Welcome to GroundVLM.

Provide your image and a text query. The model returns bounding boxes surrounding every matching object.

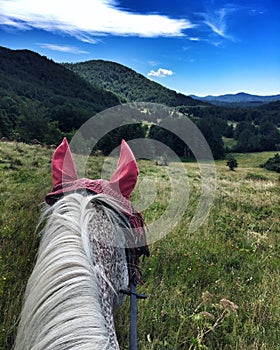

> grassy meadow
[0,141,279,349]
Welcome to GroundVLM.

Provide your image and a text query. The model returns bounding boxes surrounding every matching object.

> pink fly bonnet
[45,138,149,279]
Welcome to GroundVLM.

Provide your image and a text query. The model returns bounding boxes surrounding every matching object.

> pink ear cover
[51,137,77,189]
[49,138,138,201]
[109,139,139,199]
[46,138,148,283]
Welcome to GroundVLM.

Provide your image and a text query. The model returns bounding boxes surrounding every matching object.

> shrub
[261,153,280,173]
[226,155,238,171]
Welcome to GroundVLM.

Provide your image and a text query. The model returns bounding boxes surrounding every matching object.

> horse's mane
[14,192,130,350]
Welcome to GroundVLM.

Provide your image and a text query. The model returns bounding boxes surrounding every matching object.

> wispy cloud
[0,15,29,30]
[0,0,194,39]
[38,43,89,54]
[147,68,174,78]
[73,34,102,44]
[200,7,236,40]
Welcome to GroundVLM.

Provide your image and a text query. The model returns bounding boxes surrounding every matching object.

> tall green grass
[0,142,53,348]
[0,142,279,349]
[116,152,280,349]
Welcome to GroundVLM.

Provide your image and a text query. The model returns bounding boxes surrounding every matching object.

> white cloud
[73,34,101,44]
[188,37,200,41]
[147,68,174,78]
[0,15,29,29]
[0,0,194,39]
[200,7,235,40]
[38,43,89,54]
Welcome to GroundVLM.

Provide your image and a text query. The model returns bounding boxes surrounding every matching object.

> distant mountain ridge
[63,60,206,107]
[190,92,280,106]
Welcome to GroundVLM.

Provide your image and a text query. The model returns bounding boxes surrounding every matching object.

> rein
[120,275,147,350]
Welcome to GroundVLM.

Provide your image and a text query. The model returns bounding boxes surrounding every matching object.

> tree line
[1,98,280,159]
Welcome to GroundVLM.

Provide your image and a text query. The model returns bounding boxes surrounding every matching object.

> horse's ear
[109,140,138,199]
[52,137,77,188]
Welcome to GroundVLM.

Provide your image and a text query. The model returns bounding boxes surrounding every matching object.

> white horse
[14,139,148,350]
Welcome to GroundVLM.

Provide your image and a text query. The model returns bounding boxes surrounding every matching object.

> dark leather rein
[120,275,147,350]
[107,203,149,349]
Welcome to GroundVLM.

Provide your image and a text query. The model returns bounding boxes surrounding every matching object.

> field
[0,141,279,349]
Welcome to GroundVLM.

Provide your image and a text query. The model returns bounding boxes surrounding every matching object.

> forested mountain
[0,46,119,110]
[63,60,205,107]
[0,46,119,142]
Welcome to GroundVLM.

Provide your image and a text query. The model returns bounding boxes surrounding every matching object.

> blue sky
[0,0,279,96]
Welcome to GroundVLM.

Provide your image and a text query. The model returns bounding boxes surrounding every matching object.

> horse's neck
[88,203,128,347]
[14,194,128,350]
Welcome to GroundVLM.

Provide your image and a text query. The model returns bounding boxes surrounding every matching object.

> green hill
[63,60,205,107]
[0,46,119,140]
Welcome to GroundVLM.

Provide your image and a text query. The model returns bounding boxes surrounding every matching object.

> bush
[261,153,280,173]
[226,155,238,171]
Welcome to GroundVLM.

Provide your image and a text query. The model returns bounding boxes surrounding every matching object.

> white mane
[14,193,129,350]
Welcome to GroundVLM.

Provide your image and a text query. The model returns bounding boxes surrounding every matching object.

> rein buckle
[120,289,147,299]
